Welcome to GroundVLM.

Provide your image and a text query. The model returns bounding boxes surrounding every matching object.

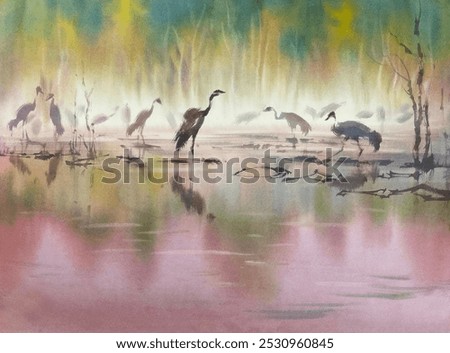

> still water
[1,135,450,332]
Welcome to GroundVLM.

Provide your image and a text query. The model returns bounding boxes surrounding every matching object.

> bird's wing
[335,121,372,138]
[173,108,203,150]
[183,108,201,121]
[235,111,261,124]
[92,114,109,125]
[319,103,340,117]
[12,103,35,126]
[126,109,152,136]
[9,103,36,130]
[304,106,318,119]
[16,102,34,116]
[281,113,312,135]
[135,109,151,125]
[126,121,139,136]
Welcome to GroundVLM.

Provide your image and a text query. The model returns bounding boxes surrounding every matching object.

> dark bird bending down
[8,86,44,137]
[326,111,382,157]
[174,89,225,154]
[126,98,162,144]
[46,93,65,137]
[263,106,311,137]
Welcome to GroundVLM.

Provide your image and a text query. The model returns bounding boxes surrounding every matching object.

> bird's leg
[21,121,25,140]
[357,139,364,158]
[333,138,346,157]
[190,136,196,157]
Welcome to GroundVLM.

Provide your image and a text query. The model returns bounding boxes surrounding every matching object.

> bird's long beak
[325,112,335,121]
[46,94,53,101]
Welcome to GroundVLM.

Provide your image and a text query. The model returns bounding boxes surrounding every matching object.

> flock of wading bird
[7,86,382,158]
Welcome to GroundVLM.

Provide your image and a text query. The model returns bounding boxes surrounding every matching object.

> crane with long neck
[46,93,65,137]
[326,111,382,157]
[263,106,312,137]
[174,89,225,155]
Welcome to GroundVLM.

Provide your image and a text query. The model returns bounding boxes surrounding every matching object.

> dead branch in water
[337,183,450,201]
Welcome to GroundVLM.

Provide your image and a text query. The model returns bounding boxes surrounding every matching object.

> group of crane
[7,87,382,157]
[7,87,64,139]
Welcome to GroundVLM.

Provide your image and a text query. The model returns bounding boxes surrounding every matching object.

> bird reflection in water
[45,152,63,186]
[171,168,205,215]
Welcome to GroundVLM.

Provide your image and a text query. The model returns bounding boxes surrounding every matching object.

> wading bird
[263,106,311,137]
[90,106,119,140]
[91,106,119,128]
[356,110,374,119]
[326,111,382,157]
[8,86,44,138]
[319,101,345,118]
[126,98,161,144]
[174,90,225,154]
[46,93,65,137]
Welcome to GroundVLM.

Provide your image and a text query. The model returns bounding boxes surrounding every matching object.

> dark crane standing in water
[263,106,312,137]
[325,111,382,157]
[46,93,65,137]
[174,89,225,154]
[8,86,44,138]
[126,98,162,144]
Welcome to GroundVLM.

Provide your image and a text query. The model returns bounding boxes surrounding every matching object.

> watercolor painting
[0,0,450,333]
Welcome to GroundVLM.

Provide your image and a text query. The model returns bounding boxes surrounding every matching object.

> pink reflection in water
[0,211,450,332]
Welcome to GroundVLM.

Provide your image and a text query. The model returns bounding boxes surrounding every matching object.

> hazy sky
[0,0,449,127]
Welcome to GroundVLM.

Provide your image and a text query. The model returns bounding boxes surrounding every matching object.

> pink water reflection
[1,210,450,332]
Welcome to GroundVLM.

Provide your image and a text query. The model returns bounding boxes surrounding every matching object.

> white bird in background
[120,103,131,128]
[304,102,346,120]
[304,106,319,120]
[91,106,119,127]
[127,98,162,145]
[376,106,386,121]
[46,93,65,137]
[164,111,178,130]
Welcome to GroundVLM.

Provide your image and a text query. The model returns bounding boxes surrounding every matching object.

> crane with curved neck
[8,86,44,138]
[126,98,162,145]
[174,89,225,155]
[326,111,382,157]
